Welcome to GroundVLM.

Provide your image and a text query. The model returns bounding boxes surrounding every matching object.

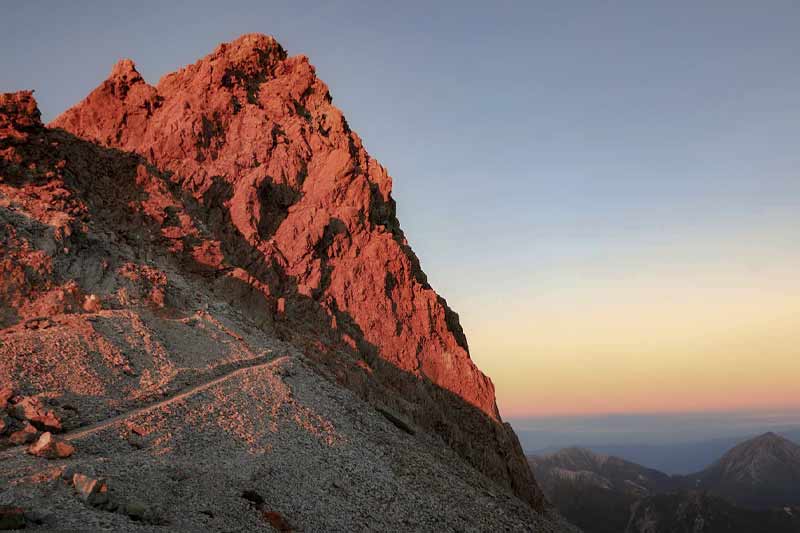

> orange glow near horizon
[458,250,800,419]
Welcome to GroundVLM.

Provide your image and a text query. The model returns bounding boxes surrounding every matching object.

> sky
[2,1,799,420]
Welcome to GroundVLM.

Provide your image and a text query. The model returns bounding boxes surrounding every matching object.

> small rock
[28,431,75,458]
[124,502,149,521]
[375,406,415,435]
[241,489,265,506]
[82,294,102,313]
[72,473,109,506]
[0,386,13,409]
[262,510,292,531]
[8,422,38,445]
[0,506,25,530]
[128,423,147,436]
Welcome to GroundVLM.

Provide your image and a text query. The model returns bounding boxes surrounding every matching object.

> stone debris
[72,473,110,507]
[27,431,75,458]
[8,422,38,445]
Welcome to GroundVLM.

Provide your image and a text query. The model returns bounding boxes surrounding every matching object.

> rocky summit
[685,431,800,508]
[0,35,573,531]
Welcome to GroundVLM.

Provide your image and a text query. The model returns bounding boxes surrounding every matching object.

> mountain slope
[626,491,800,533]
[529,447,676,533]
[0,34,566,531]
[685,432,800,508]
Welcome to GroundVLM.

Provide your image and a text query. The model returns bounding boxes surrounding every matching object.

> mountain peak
[42,33,546,511]
[109,58,141,81]
[692,432,800,507]
[754,431,786,444]
[729,431,799,457]
[214,32,284,58]
[187,32,288,86]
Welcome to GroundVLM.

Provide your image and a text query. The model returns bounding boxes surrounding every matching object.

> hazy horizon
[3,1,799,418]
[510,408,800,473]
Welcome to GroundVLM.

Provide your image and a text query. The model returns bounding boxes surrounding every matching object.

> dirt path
[0,354,286,458]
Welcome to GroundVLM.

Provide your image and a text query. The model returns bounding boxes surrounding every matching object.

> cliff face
[3,34,545,509]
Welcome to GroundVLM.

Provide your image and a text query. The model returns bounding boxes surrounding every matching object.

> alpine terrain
[0,34,576,531]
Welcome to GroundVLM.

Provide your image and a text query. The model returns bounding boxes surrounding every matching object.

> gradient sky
[3,1,799,418]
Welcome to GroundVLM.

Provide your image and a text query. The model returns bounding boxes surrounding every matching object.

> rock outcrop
[27,431,74,459]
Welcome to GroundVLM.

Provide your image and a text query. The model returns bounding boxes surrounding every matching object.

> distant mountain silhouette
[529,432,800,533]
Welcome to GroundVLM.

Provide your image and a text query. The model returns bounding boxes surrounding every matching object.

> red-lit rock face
[52,34,498,420]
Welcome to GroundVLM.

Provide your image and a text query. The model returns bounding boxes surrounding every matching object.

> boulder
[72,473,109,507]
[8,422,38,445]
[28,431,75,458]
[10,397,62,432]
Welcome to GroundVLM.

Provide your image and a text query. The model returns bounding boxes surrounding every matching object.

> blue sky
[3,1,799,417]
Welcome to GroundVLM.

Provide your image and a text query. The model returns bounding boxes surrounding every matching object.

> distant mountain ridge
[521,426,800,474]
[529,432,800,533]
[530,447,676,496]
